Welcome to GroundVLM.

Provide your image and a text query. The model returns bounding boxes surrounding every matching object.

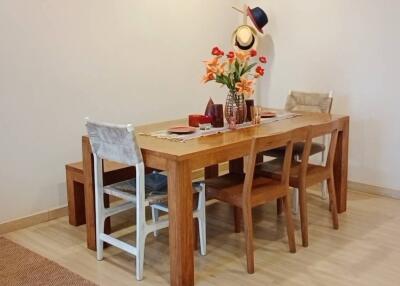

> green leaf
[234,60,240,74]
[226,74,233,90]
[222,74,228,88]
[241,63,257,76]
[235,71,241,82]
[215,75,223,84]
[216,74,231,87]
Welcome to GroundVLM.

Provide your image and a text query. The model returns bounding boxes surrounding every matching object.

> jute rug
[0,237,96,285]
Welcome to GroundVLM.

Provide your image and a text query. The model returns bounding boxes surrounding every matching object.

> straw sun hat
[232,25,258,51]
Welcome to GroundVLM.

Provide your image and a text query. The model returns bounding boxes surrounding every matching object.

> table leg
[82,136,110,251]
[334,118,349,213]
[229,158,244,174]
[229,155,263,175]
[167,159,194,286]
[205,164,218,178]
[229,159,244,233]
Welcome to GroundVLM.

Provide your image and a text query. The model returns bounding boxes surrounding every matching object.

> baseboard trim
[348,181,400,199]
[0,206,68,235]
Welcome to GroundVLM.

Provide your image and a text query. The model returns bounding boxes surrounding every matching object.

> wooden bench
[66,161,135,226]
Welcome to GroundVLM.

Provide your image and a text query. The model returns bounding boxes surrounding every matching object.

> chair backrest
[299,121,340,181]
[243,126,311,196]
[285,90,333,113]
[85,118,143,166]
[310,120,339,168]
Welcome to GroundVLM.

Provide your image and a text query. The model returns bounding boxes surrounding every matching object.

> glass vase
[225,91,247,125]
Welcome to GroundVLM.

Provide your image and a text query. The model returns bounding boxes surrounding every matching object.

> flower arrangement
[202,46,268,97]
[202,46,268,124]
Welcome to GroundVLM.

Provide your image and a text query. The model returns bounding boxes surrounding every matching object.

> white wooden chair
[85,119,206,281]
[264,90,333,213]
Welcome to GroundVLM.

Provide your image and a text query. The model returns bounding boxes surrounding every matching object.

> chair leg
[197,187,207,256]
[292,155,300,214]
[327,176,339,229]
[94,177,104,260]
[321,181,328,200]
[298,185,309,247]
[136,208,147,281]
[193,219,199,251]
[292,188,299,215]
[276,198,283,216]
[242,206,255,274]
[320,149,328,199]
[96,215,104,261]
[151,206,159,237]
[192,193,199,251]
[136,226,146,281]
[233,206,242,233]
[282,195,296,253]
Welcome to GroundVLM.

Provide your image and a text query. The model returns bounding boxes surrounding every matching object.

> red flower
[256,66,265,76]
[227,51,235,59]
[250,49,257,57]
[259,56,268,63]
[211,46,224,56]
[211,46,220,55]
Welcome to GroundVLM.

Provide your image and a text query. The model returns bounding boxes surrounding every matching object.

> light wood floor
[5,188,400,286]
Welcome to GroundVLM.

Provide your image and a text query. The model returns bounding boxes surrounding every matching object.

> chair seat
[205,173,287,208]
[256,160,330,188]
[264,142,325,158]
[104,180,203,205]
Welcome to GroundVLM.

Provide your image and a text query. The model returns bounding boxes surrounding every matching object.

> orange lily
[202,72,215,83]
[235,77,254,96]
[204,56,226,76]
[214,62,226,75]
[204,57,219,71]
[235,51,250,63]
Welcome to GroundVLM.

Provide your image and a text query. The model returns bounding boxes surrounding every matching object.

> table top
[134,111,349,160]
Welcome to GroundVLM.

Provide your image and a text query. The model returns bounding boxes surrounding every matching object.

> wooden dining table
[81,110,349,286]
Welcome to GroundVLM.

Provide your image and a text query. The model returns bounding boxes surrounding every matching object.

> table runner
[138,111,299,142]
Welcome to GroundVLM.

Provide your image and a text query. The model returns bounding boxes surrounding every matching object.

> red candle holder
[188,114,212,127]
[211,104,224,128]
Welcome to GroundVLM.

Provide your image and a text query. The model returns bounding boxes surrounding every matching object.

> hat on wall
[232,25,258,51]
[247,6,268,33]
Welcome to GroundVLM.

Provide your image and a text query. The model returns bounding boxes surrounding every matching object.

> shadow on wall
[256,33,275,106]
[331,93,350,115]
[349,116,384,186]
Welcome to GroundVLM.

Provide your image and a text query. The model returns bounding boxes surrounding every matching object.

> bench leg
[66,171,86,226]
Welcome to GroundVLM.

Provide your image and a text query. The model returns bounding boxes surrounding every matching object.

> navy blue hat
[247,7,268,33]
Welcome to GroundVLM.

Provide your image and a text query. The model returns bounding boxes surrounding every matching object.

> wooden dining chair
[204,127,309,274]
[257,121,340,247]
[85,119,206,281]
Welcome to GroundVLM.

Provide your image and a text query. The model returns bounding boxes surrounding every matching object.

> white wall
[241,0,400,191]
[2,1,400,223]
[0,1,238,222]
